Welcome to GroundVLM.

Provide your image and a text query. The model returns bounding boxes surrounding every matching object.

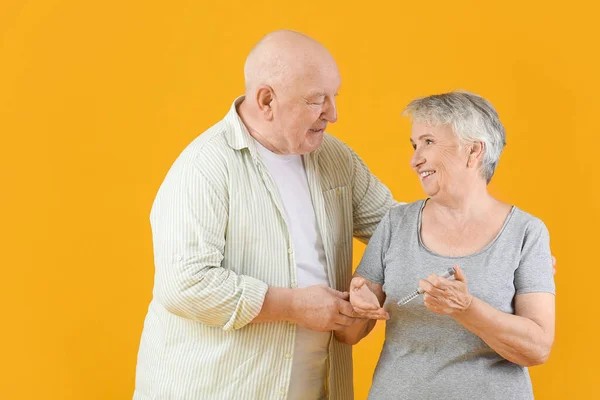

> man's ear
[256,86,274,121]
[467,141,485,168]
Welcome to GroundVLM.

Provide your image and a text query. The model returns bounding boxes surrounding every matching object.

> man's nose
[323,97,337,123]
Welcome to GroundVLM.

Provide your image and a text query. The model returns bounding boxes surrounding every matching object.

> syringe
[397,267,456,306]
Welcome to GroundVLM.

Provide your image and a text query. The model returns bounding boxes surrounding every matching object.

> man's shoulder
[158,118,237,190]
[310,134,358,189]
[315,134,355,173]
[320,133,353,157]
[170,118,244,177]
[185,119,232,160]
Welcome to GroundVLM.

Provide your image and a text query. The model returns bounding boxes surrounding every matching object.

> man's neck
[237,98,285,154]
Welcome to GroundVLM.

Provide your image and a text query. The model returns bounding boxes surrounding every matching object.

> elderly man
[133,30,395,399]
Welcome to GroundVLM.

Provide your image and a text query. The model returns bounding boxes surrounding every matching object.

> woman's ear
[256,86,274,121]
[467,141,485,168]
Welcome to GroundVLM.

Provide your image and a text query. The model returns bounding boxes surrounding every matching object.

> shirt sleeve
[515,218,556,295]
[150,155,268,331]
[355,210,393,285]
[348,145,399,243]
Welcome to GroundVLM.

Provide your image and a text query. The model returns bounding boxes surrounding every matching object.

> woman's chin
[421,187,440,198]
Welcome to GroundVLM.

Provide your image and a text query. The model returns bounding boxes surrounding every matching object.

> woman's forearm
[334,318,376,345]
[453,297,553,367]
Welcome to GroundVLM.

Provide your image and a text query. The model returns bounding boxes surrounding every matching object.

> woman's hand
[349,277,389,320]
[419,265,473,316]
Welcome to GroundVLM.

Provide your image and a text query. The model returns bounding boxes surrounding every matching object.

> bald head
[238,30,340,155]
[244,30,339,95]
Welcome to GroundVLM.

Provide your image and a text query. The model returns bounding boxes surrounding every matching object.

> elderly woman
[335,91,555,399]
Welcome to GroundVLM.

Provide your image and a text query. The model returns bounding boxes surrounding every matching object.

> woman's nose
[410,150,425,169]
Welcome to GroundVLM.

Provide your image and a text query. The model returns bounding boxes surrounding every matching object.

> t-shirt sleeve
[355,208,394,284]
[515,218,556,295]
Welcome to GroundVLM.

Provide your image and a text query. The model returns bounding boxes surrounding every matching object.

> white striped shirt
[133,97,396,399]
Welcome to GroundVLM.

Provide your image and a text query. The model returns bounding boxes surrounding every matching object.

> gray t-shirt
[356,200,555,400]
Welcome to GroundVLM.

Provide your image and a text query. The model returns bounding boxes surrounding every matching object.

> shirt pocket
[322,186,353,246]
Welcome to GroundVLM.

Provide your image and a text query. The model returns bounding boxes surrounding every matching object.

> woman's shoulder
[507,206,550,238]
[386,199,426,225]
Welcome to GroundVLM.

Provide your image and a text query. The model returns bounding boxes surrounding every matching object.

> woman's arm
[420,266,555,367]
[453,292,555,366]
[334,317,377,346]
[334,275,388,345]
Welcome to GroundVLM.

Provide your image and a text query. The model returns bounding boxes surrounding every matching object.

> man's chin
[304,137,324,153]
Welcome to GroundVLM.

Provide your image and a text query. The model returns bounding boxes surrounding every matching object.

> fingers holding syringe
[422,277,473,315]
[418,277,447,297]
[422,293,443,313]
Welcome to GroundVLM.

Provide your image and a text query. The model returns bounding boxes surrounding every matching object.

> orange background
[1,0,598,398]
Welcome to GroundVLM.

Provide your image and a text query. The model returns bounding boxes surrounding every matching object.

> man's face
[271,62,340,154]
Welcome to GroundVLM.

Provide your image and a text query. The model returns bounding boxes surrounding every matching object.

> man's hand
[289,285,359,332]
[349,277,389,320]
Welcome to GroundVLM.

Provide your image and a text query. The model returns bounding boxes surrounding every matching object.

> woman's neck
[427,183,499,225]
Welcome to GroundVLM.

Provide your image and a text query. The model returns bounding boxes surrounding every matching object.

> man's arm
[347,146,398,243]
[152,156,357,332]
[151,160,268,331]
[253,285,358,332]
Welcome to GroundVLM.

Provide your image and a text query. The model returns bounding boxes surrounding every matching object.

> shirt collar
[223,95,254,152]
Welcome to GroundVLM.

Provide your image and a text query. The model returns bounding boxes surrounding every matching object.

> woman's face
[410,122,471,199]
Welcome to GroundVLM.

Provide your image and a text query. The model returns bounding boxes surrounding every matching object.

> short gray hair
[403,90,506,183]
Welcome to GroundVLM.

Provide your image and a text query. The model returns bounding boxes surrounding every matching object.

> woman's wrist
[451,293,475,318]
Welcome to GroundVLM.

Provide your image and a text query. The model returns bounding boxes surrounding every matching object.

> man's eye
[311,102,324,106]
[425,139,433,145]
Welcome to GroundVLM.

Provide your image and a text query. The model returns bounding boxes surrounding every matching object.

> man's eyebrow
[307,91,326,97]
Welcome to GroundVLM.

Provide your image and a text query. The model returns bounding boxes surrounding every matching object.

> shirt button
[285,353,292,359]
[176,254,183,261]
[287,248,293,254]
[279,389,285,396]
[291,282,297,288]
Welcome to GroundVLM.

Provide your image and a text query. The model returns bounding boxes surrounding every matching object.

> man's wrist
[286,287,301,324]
[271,286,298,323]
[254,286,297,324]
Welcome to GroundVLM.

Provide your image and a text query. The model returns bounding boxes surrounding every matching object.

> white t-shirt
[255,140,330,400]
